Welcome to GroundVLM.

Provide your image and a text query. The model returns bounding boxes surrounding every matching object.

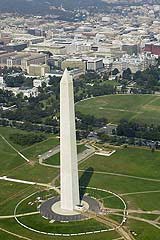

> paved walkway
[40,195,100,222]
[39,145,60,161]
[39,144,95,168]
[0,211,39,219]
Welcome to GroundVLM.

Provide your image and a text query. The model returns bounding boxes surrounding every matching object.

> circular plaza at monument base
[39,195,101,221]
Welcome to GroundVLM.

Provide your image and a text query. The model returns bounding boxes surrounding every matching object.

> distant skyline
[0,0,158,15]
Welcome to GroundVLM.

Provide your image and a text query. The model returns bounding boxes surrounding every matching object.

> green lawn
[0,126,160,239]
[7,163,58,184]
[80,147,160,179]
[0,127,32,151]
[130,213,158,221]
[0,230,20,240]
[0,126,59,162]
[79,147,160,211]
[0,133,26,175]
[0,181,40,216]
[85,188,124,209]
[103,80,120,86]
[0,127,59,151]
[76,94,160,125]
[128,220,160,240]
[18,215,107,234]
[0,127,59,175]
[22,137,59,160]
[0,219,119,240]
[0,126,59,182]
[16,189,58,215]
[79,171,160,208]
[45,152,60,165]
[124,192,160,211]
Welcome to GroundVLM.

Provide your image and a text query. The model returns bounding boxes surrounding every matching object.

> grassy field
[0,126,59,183]
[0,126,160,239]
[128,220,160,240]
[79,171,160,209]
[22,137,59,160]
[124,192,160,211]
[76,94,160,125]
[0,218,119,240]
[16,189,58,215]
[0,182,39,216]
[17,215,107,234]
[79,146,160,212]
[80,147,160,179]
[131,213,158,221]
[7,163,58,183]
[85,188,124,210]
[0,126,59,161]
[0,128,26,175]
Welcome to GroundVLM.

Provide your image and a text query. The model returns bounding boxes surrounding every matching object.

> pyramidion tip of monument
[61,68,73,83]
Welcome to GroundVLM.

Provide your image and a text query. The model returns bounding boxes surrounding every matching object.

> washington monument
[60,69,80,211]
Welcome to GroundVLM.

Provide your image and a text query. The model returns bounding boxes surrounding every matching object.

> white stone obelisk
[60,69,80,211]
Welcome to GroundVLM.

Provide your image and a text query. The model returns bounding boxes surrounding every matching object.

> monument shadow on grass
[79,167,94,200]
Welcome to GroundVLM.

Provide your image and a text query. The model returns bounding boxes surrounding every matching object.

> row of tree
[76,111,107,131]
[133,66,160,91]
[117,119,160,141]
[98,132,160,150]
[9,132,46,146]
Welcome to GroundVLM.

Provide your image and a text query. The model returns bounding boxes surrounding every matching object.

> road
[39,145,60,161]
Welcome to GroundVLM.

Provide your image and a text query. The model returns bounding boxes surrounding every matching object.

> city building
[27,64,50,76]
[144,42,160,56]
[112,53,156,73]
[61,58,86,71]
[0,51,48,71]
[85,57,104,71]
[33,78,49,88]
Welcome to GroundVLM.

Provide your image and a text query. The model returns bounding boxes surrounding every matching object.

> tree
[5,74,25,87]
[112,68,119,75]
[98,133,110,142]
[122,68,132,80]
[9,133,47,146]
